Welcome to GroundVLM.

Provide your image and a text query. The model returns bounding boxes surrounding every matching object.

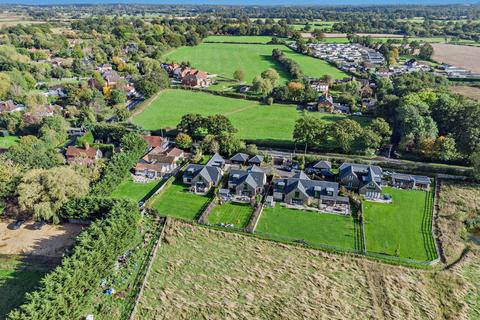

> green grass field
[203,35,278,43]
[363,187,437,261]
[165,43,290,83]
[150,178,211,220]
[132,89,364,146]
[207,202,254,228]
[111,178,160,202]
[0,256,47,319]
[0,136,19,149]
[255,205,357,250]
[164,42,348,82]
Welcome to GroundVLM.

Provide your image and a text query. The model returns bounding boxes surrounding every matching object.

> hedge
[8,200,142,320]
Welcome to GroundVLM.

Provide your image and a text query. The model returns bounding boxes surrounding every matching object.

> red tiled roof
[166,147,184,157]
[66,146,98,159]
[143,135,165,148]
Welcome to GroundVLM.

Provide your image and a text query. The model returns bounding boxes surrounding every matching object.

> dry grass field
[432,44,480,73]
[0,14,43,28]
[452,86,480,101]
[135,220,480,320]
[437,180,480,264]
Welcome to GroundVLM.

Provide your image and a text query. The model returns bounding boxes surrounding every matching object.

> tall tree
[293,112,328,154]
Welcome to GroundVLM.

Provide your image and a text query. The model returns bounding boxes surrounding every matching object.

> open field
[135,219,480,319]
[132,89,368,146]
[0,136,19,149]
[432,43,480,74]
[165,42,290,83]
[451,85,480,101]
[203,35,278,43]
[280,47,349,79]
[149,177,211,220]
[255,205,357,250]
[207,202,253,228]
[437,180,480,264]
[0,14,43,28]
[111,177,160,203]
[165,42,348,82]
[363,187,436,261]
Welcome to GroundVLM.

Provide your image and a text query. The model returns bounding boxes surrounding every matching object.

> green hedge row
[8,200,142,320]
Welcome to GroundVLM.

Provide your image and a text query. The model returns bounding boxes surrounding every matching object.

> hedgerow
[272,48,304,80]
[8,200,142,320]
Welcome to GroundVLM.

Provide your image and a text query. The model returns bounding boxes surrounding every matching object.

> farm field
[111,178,160,203]
[149,177,211,220]
[207,202,253,229]
[203,35,278,43]
[451,85,480,101]
[132,89,366,146]
[280,47,349,79]
[134,220,480,319]
[255,205,358,251]
[363,187,436,261]
[165,42,290,83]
[432,43,480,74]
[436,180,480,264]
[0,14,43,28]
[0,136,19,149]
[164,41,348,82]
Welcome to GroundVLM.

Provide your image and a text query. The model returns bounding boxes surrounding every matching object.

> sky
[0,0,475,5]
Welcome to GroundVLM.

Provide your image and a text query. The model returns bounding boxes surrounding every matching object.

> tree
[134,58,169,98]
[200,134,219,154]
[434,136,458,161]
[6,136,64,169]
[233,69,245,82]
[418,43,434,60]
[471,148,480,180]
[261,68,280,87]
[120,132,147,155]
[330,119,363,152]
[205,114,237,135]
[109,89,125,106]
[360,128,383,153]
[0,159,23,206]
[17,167,89,223]
[217,132,245,157]
[39,115,69,147]
[287,81,305,101]
[252,75,272,95]
[0,73,12,99]
[177,113,207,137]
[368,118,392,144]
[175,133,193,150]
[293,112,328,154]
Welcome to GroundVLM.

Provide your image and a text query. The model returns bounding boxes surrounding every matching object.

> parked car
[11,219,25,230]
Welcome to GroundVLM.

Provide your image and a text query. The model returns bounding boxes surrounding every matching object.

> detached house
[135,146,184,179]
[230,152,250,165]
[181,70,210,88]
[391,173,431,191]
[143,135,169,152]
[339,163,383,199]
[66,145,102,166]
[228,166,267,198]
[0,100,25,113]
[103,70,121,88]
[316,94,334,111]
[183,164,223,194]
[273,172,349,210]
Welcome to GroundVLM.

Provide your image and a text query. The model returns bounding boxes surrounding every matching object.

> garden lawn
[0,136,19,149]
[111,178,160,203]
[150,178,212,220]
[280,47,349,79]
[164,42,290,83]
[363,187,437,261]
[255,205,357,250]
[208,202,254,228]
[133,89,360,146]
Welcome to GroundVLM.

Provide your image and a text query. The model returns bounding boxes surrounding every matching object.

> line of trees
[272,48,304,80]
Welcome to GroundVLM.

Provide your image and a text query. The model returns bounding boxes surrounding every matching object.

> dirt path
[129,91,162,119]
[222,103,258,116]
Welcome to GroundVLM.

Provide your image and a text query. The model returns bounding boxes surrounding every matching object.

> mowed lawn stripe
[363,187,436,261]
[208,202,254,228]
[150,178,212,220]
[255,206,356,250]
